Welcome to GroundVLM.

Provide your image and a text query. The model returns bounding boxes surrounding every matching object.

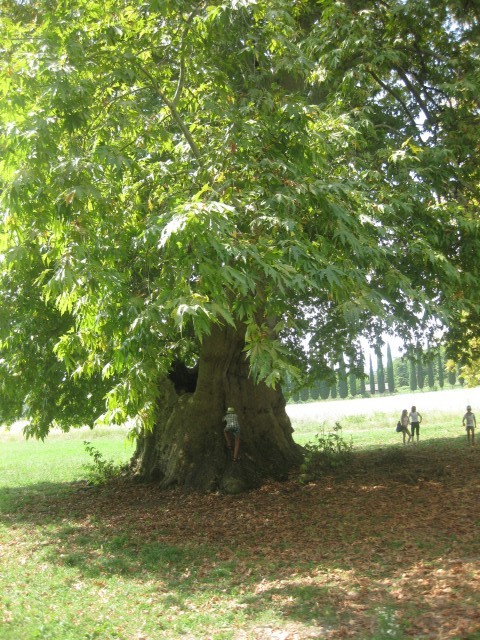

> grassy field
[292,408,463,448]
[1,409,479,640]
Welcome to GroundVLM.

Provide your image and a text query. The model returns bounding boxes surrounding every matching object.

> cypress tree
[394,358,409,387]
[310,381,320,400]
[359,352,367,395]
[416,344,425,389]
[409,357,418,391]
[300,387,310,402]
[319,380,330,400]
[427,357,435,388]
[338,358,349,399]
[437,352,445,388]
[349,372,357,397]
[359,374,367,396]
[386,344,395,393]
[376,348,385,393]
[369,355,375,394]
[348,357,357,397]
[448,368,456,387]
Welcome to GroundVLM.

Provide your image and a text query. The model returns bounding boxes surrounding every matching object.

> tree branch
[136,62,203,163]
[394,66,437,127]
[367,68,419,131]
[172,8,202,107]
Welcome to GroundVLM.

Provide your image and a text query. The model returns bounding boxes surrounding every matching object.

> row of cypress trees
[290,346,462,403]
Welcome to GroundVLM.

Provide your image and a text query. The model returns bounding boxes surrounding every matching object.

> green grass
[1,410,479,640]
[0,424,133,481]
[292,408,464,447]
[0,425,134,512]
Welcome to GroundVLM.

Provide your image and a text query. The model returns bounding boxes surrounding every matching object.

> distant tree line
[288,346,464,403]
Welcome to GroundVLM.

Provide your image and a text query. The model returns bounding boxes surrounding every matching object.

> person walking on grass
[462,405,476,446]
[224,407,241,462]
[409,406,422,444]
[400,408,411,445]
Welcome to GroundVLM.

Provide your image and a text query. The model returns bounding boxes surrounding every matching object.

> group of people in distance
[398,406,422,445]
[224,402,477,464]
[398,405,476,446]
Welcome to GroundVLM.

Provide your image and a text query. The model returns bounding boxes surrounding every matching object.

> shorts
[411,422,420,436]
[466,425,475,432]
[224,424,240,437]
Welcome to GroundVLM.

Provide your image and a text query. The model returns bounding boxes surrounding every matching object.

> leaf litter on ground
[1,443,480,639]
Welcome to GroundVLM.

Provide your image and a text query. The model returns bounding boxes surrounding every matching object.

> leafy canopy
[1,0,479,436]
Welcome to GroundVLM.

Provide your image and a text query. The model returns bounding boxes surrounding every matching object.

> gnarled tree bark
[130,324,303,493]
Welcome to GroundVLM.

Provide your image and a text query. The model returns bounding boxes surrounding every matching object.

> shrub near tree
[1,1,480,492]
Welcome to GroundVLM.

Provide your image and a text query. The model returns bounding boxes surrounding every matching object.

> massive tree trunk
[130,325,303,493]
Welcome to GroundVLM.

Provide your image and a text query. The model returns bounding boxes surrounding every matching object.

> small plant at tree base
[300,423,353,481]
[83,441,124,485]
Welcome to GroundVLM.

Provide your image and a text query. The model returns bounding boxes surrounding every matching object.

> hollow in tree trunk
[130,325,303,493]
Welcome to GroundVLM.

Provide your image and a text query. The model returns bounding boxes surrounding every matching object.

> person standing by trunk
[224,407,241,462]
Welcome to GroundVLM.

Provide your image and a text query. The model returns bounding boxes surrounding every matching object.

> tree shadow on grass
[340,433,478,481]
[0,480,87,514]
[1,437,480,638]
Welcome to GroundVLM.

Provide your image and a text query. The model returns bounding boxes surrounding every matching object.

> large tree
[1,0,479,492]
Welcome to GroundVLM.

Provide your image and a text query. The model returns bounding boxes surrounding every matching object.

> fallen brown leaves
[7,445,480,639]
